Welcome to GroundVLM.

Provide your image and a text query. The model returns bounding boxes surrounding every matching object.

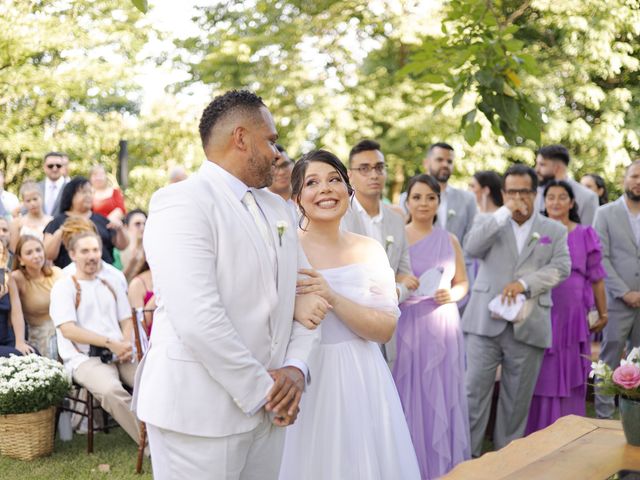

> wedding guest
[11,235,62,358]
[0,171,20,217]
[268,145,294,201]
[119,209,147,282]
[525,180,607,434]
[38,152,68,217]
[0,217,12,266]
[90,164,126,222]
[534,145,599,224]
[342,139,418,368]
[168,165,188,184]
[594,160,640,418]
[50,230,140,443]
[463,164,570,456]
[61,154,71,182]
[43,177,128,268]
[280,150,421,479]
[393,174,470,478]
[9,181,52,252]
[0,239,35,357]
[581,173,609,206]
[128,251,155,335]
[468,170,503,213]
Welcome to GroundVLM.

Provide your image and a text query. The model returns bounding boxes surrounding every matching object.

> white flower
[528,232,541,247]
[276,220,288,247]
[624,347,640,365]
[385,235,394,251]
[447,209,456,218]
[589,360,609,379]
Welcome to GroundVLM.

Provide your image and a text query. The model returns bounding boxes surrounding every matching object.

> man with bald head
[135,90,322,479]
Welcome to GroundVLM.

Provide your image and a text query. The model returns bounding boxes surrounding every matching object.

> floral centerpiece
[590,347,640,446]
[0,354,71,460]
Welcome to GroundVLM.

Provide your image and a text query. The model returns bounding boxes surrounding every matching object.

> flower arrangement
[0,354,71,415]
[590,347,640,400]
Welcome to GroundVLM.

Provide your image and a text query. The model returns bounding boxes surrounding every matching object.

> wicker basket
[0,406,55,460]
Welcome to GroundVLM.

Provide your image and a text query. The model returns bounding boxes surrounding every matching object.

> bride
[279,150,420,480]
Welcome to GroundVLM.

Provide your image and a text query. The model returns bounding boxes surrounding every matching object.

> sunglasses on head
[46,164,62,169]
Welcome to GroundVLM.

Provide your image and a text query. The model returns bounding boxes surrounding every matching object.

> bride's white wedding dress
[279,261,421,480]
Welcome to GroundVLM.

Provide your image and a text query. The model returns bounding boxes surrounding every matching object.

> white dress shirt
[436,187,449,229]
[1,190,20,215]
[622,197,640,246]
[352,196,384,245]
[493,206,535,290]
[44,177,65,216]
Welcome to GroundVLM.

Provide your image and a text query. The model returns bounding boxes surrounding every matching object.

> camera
[89,345,115,364]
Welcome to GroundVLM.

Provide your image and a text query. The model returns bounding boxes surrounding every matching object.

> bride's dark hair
[291,149,354,228]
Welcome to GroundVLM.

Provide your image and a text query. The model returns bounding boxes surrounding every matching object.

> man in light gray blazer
[594,160,640,418]
[534,144,599,225]
[462,164,571,457]
[38,152,68,216]
[400,143,477,245]
[342,140,417,369]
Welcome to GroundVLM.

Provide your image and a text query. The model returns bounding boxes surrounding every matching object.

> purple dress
[525,225,606,434]
[392,227,471,479]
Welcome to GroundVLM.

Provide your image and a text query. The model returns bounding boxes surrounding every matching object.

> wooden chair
[132,307,153,474]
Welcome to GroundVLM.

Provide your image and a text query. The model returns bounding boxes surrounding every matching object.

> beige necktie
[241,191,276,273]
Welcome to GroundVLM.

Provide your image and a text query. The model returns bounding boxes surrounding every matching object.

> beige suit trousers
[73,357,139,443]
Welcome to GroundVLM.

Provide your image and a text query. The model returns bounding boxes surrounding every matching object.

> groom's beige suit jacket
[134,160,318,437]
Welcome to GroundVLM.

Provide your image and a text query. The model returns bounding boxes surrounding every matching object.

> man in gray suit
[38,152,68,216]
[342,139,418,368]
[463,164,571,456]
[534,144,599,225]
[594,160,640,418]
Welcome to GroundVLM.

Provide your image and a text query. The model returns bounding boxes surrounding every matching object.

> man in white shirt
[462,164,570,456]
[38,152,68,216]
[50,231,140,443]
[0,172,20,217]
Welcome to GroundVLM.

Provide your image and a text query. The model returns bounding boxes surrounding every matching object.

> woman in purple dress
[525,180,608,434]
[393,174,471,479]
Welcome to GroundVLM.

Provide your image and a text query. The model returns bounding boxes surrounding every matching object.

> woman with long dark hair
[526,180,608,433]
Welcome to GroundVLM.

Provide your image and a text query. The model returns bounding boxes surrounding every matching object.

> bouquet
[0,354,71,415]
[590,347,640,400]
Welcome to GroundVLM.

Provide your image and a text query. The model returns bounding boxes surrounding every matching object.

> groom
[134,90,322,479]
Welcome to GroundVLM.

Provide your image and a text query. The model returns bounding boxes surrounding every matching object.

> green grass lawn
[0,427,152,480]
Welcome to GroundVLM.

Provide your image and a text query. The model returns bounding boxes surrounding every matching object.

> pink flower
[612,364,640,390]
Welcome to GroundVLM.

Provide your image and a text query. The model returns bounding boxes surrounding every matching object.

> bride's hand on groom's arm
[294,293,331,329]
[297,269,336,304]
[266,367,305,425]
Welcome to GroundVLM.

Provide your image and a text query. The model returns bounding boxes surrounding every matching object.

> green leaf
[452,90,464,108]
[462,108,476,126]
[518,114,542,145]
[131,0,148,13]
[495,95,520,130]
[464,121,482,145]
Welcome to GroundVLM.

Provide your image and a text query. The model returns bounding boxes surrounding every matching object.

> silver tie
[241,190,276,273]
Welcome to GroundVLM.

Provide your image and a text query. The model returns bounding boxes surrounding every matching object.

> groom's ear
[232,126,249,152]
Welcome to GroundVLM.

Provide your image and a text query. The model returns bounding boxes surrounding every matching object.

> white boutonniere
[447,209,456,219]
[385,235,394,252]
[528,231,540,246]
[276,220,288,246]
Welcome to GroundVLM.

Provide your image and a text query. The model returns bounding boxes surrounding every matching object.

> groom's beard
[538,174,555,188]
[626,188,640,202]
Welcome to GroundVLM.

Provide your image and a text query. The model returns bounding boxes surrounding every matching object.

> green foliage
[131,0,148,14]
[0,355,71,415]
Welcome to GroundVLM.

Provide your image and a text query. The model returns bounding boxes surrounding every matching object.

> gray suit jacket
[535,178,599,225]
[37,179,67,217]
[594,197,640,313]
[341,202,412,302]
[461,212,571,349]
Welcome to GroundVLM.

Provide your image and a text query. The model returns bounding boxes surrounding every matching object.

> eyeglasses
[46,164,62,169]
[349,163,386,176]
[504,189,535,197]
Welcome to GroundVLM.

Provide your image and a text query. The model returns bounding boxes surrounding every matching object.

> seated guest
[119,209,147,282]
[9,181,52,252]
[463,164,570,456]
[268,144,294,201]
[59,216,128,292]
[0,238,36,357]
[43,177,128,268]
[11,235,62,359]
[525,180,607,434]
[90,164,126,222]
[581,173,609,206]
[128,251,155,335]
[50,230,139,443]
[468,170,503,214]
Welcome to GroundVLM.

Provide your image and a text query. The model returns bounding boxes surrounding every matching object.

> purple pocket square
[539,236,552,245]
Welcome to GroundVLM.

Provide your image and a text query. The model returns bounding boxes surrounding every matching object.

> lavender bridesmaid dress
[393,227,471,479]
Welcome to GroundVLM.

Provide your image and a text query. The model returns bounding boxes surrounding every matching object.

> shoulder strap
[71,275,117,310]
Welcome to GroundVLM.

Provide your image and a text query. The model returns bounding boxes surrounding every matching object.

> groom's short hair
[199,90,266,148]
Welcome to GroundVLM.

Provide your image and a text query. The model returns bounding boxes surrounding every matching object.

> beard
[538,173,555,187]
[429,167,451,183]
[247,145,274,189]
[626,188,640,202]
